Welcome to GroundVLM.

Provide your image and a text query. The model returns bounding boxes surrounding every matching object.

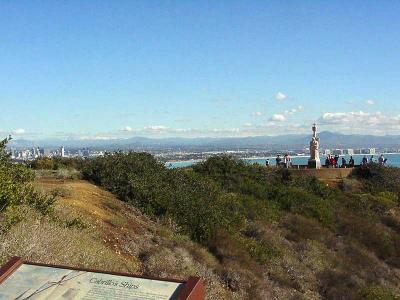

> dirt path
[34,177,153,265]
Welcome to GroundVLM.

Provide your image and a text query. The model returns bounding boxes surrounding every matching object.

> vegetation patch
[2,148,400,299]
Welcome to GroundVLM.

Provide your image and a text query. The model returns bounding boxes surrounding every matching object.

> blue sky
[1,1,400,139]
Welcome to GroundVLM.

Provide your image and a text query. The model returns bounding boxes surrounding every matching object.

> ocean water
[167,153,400,169]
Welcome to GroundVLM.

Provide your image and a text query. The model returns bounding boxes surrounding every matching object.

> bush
[82,152,244,243]
[50,187,72,198]
[359,284,399,300]
[30,157,55,170]
[65,217,87,229]
[237,235,280,264]
[318,269,360,299]
[352,164,400,195]
[76,154,400,298]
[0,138,55,214]
[338,212,398,260]
[30,157,84,171]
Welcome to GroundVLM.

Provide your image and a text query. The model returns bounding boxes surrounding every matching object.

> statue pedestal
[308,159,321,169]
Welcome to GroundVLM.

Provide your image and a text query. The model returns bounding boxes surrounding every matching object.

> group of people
[265,154,292,168]
[324,153,388,168]
[362,154,388,166]
[325,155,354,168]
[325,154,389,168]
[265,153,388,168]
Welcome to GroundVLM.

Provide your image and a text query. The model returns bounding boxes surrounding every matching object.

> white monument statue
[308,123,321,169]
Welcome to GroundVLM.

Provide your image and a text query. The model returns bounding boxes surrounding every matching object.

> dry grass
[0,207,139,273]
[12,177,235,299]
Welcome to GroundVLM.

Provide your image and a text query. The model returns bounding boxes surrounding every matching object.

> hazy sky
[1,1,400,139]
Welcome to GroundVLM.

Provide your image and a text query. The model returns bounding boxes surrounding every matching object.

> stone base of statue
[308,159,321,169]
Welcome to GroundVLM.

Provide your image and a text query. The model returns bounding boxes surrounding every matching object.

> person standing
[362,156,368,165]
[276,155,281,167]
[330,155,335,168]
[334,155,340,168]
[286,154,292,168]
[341,157,347,168]
[349,156,355,167]
[325,156,330,168]
[265,159,270,167]
[378,154,385,165]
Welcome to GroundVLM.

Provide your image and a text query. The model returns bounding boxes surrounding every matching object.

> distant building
[343,149,354,155]
[361,148,376,155]
[44,148,51,157]
[332,149,343,156]
[82,149,90,158]
[38,148,45,157]
[60,146,65,158]
[354,149,362,154]
[10,148,16,159]
[323,149,331,156]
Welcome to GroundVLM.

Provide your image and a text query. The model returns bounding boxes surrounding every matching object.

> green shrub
[0,138,55,215]
[318,269,360,299]
[237,235,280,264]
[339,212,397,260]
[65,217,87,229]
[50,186,72,198]
[30,157,85,171]
[352,164,400,195]
[283,214,331,243]
[344,193,396,218]
[30,157,55,170]
[82,152,244,243]
[359,284,399,300]
[77,153,400,297]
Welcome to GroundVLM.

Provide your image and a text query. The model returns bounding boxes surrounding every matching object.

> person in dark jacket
[362,156,368,165]
[341,157,347,168]
[325,156,330,168]
[276,155,282,167]
[349,156,355,167]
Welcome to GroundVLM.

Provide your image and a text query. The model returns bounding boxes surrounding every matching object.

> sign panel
[0,257,204,300]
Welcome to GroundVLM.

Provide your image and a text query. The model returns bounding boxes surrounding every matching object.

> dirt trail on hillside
[32,177,230,299]
[35,178,153,263]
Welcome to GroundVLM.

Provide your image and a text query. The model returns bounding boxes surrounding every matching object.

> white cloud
[212,128,240,133]
[78,135,119,140]
[275,92,287,101]
[13,128,26,134]
[144,125,168,131]
[319,111,400,134]
[270,114,287,122]
[279,105,305,117]
[243,123,252,127]
[143,125,169,134]
[120,126,134,132]
[366,99,375,105]
[252,112,263,116]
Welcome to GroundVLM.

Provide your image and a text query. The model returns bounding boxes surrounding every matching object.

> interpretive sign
[0,257,204,300]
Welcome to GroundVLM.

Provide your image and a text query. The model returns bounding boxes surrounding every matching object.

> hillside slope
[0,177,232,299]
[2,158,400,299]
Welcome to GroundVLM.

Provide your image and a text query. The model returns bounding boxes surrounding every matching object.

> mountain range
[7,132,400,150]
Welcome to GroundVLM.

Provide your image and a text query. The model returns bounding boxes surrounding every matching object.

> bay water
[167,153,400,169]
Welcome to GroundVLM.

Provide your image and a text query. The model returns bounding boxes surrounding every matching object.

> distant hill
[7,131,400,150]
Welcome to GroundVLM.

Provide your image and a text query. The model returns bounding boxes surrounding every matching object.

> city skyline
[1,1,400,139]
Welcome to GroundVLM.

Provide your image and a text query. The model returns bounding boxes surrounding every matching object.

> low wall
[291,167,353,180]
